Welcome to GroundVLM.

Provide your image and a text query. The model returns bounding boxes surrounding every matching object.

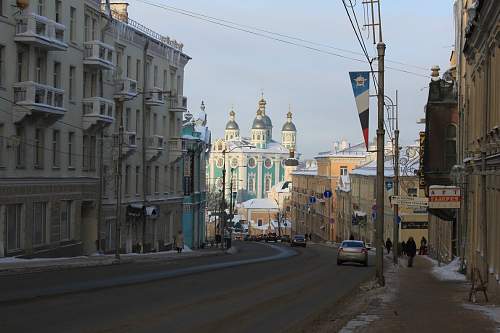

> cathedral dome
[252,110,266,129]
[225,110,239,130]
[282,111,296,131]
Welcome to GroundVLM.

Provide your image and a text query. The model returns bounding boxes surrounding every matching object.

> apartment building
[0,0,191,257]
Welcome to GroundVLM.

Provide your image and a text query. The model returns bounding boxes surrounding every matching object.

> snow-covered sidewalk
[0,246,222,275]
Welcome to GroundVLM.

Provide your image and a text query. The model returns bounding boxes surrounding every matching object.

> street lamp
[451,164,467,272]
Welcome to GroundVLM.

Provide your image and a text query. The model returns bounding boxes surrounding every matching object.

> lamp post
[451,164,467,272]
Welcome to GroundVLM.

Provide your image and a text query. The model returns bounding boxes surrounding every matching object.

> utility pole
[220,149,227,248]
[393,90,399,265]
[229,167,234,232]
[141,40,149,253]
[97,125,104,253]
[114,100,124,260]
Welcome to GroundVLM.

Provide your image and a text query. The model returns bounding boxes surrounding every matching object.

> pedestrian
[420,236,428,255]
[175,230,184,253]
[385,238,393,254]
[349,234,355,240]
[401,240,407,256]
[309,233,312,241]
[406,237,417,267]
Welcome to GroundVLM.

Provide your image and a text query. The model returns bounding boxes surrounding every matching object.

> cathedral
[208,96,297,201]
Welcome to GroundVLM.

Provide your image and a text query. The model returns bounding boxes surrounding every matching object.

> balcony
[83,41,115,71]
[15,14,67,51]
[146,135,164,160]
[145,87,165,106]
[13,81,65,117]
[168,95,187,112]
[168,138,183,152]
[114,78,138,99]
[82,97,114,130]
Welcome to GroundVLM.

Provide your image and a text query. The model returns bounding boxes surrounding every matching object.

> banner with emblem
[349,72,370,150]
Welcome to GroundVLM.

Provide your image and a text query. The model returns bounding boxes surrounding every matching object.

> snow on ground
[463,303,500,332]
[0,256,88,264]
[424,256,466,282]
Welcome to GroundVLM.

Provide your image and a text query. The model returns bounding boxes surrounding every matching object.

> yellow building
[290,141,373,241]
[454,0,500,299]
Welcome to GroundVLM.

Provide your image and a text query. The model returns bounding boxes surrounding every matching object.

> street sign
[385,181,393,191]
[323,190,332,199]
[309,196,317,204]
[390,196,429,208]
[428,186,461,209]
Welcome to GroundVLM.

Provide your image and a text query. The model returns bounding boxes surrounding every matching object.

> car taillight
[362,248,368,254]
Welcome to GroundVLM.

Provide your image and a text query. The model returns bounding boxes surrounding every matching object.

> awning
[127,204,160,219]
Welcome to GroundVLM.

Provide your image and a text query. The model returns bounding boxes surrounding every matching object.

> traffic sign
[390,195,429,208]
[309,196,317,204]
[323,190,332,199]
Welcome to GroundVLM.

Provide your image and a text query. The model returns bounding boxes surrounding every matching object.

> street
[0,242,373,333]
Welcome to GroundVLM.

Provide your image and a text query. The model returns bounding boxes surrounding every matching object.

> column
[257,156,263,199]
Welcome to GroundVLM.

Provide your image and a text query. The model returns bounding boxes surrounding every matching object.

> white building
[0,0,190,257]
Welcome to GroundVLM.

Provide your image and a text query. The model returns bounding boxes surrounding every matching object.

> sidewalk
[340,255,500,333]
[0,247,223,276]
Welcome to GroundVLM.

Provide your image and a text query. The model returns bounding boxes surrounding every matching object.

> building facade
[290,141,373,241]
[0,0,190,257]
[181,102,211,248]
[454,0,500,299]
[207,96,297,202]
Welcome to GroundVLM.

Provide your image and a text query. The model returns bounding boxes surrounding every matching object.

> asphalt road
[0,242,374,333]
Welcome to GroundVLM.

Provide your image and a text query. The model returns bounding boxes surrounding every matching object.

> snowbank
[463,303,500,330]
[424,256,466,282]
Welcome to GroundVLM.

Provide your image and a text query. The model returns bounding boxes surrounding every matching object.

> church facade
[208,96,297,201]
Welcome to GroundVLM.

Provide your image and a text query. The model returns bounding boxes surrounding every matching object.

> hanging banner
[349,71,370,150]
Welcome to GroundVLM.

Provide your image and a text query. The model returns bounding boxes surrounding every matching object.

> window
[154,65,158,87]
[15,126,25,167]
[164,166,168,192]
[126,56,131,78]
[163,70,168,91]
[153,113,157,134]
[0,0,3,16]
[248,175,255,192]
[135,110,140,132]
[340,166,348,176]
[6,204,22,251]
[17,47,28,82]
[258,219,262,227]
[408,188,418,197]
[125,108,131,131]
[162,116,166,135]
[60,201,71,240]
[170,165,175,192]
[68,132,74,167]
[69,66,75,101]
[53,62,61,88]
[83,135,89,170]
[70,7,76,42]
[37,0,45,16]
[35,48,46,84]
[125,165,130,194]
[0,45,4,86]
[84,15,90,41]
[90,136,96,170]
[146,166,151,194]
[34,128,44,168]
[92,18,97,40]
[265,175,271,192]
[116,50,123,78]
[33,202,47,245]
[445,124,457,171]
[136,59,141,82]
[155,166,159,193]
[0,123,3,166]
[135,166,140,195]
[55,0,62,23]
[103,165,108,196]
[52,130,60,167]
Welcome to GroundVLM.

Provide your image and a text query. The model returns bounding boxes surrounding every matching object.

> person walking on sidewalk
[419,236,428,255]
[406,237,417,267]
[175,231,184,253]
[385,238,393,254]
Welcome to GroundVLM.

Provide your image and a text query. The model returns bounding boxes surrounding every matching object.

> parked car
[337,240,368,266]
[280,235,291,243]
[244,234,251,241]
[291,235,307,247]
[256,234,264,242]
[233,233,243,241]
[265,233,278,242]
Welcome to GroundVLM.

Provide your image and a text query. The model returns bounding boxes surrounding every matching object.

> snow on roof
[350,155,419,177]
[271,181,291,193]
[316,142,369,159]
[241,198,279,210]
[292,168,317,176]
[337,175,351,192]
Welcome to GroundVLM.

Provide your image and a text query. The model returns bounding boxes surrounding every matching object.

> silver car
[337,240,368,266]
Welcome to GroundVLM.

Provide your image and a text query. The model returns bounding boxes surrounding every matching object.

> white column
[274,157,280,184]
[0,205,5,257]
[257,156,263,199]
[240,152,247,192]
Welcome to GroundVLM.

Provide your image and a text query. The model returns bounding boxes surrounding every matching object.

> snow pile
[463,303,500,331]
[425,256,466,282]
[0,256,87,264]
[182,245,193,253]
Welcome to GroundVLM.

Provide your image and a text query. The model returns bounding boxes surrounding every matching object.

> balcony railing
[168,95,187,112]
[83,41,115,70]
[82,97,114,129]
[168,138,183,152]
[114,78,138,99]
[147,135,165,150]
[13,81,65,115]
[15,13,67,51]
[145,87,165,106]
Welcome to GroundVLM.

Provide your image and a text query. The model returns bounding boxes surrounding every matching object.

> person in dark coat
[419,236,428,255]
[349,234,355,240]
[401,241,407,256]
[385,238,393,254]
[406,237,417,267]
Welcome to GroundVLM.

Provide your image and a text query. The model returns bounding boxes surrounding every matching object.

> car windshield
[294,235,305,240]
[342,241,364,248]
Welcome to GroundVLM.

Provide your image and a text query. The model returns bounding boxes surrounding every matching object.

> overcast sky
[129,0,455,159]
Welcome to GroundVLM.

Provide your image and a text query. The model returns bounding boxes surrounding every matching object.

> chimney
[431,65,440,81]
[109,1,129,22]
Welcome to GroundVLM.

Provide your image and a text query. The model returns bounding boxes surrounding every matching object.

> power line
[133,0,429,78]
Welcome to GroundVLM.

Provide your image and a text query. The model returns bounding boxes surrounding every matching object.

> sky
[128,0,455,159]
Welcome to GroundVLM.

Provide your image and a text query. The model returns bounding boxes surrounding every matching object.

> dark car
[291,235,307,247]
[265,233,278,242]
[280,235,291,243]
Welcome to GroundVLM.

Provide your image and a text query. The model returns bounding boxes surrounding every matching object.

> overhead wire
[133,0,429,78]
